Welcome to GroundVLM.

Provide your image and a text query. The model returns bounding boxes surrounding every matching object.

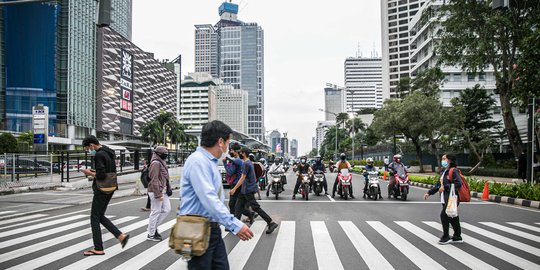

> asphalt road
[0,170,539,270]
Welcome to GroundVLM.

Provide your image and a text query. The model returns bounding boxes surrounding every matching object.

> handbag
[96,172,118,194]
[445,183,458,218]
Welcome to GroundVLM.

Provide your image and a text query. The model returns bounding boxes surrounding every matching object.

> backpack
[225,162,236,186]
[449,168,471,202]
[140,161,159,188]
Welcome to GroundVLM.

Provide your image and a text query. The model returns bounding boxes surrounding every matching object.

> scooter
[259,172,267,191]
[337,169,352,200]
[391,167,410,201]
[364,171,381,200]
[313,170,325,196]
[267,172,284,200]
[299,173,311,201]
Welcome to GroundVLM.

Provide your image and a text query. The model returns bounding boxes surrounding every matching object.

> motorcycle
[259,173,267,191]
[364,171,381,200]
[313,170,325,196]
[283,163,290,172]
[391,166,410,201]
[337,169,352,200]
[299,173,311,201]
[267,172,284,200]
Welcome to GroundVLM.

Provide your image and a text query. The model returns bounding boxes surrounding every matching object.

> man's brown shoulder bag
[168,214,211,261]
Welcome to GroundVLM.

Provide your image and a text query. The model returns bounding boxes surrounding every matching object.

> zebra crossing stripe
[6,219,149,270]
[367,221,446,270]
[461,222,540,256]
[112,235,170,270]
[228,221,267,270]
[0,211,18,216]
[268,221,295,270]
[0,217,109,249]
[507,222,540,233]
[480,222,540,243]
[165,226,229,270]
[338,221,394,270]
[59,219,177,270]
[311,221,344,270]
[0,214,48,227]
[396,221,496,270]
[424,221,540,270]
[0,214,87,238]
[0,216,138,264]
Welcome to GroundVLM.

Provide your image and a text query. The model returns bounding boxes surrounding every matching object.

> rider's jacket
[296,163,311,174]
[388,162,407,175]
[312,162,325,172]
[269,163,284,173]
[336,160,351,170]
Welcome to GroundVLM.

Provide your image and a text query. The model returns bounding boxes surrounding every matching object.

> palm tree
[335,113,349,127]
[141,120,163,146]
[155,110,176,145]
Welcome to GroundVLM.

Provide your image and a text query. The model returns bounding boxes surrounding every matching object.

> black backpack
[140,161,158,188]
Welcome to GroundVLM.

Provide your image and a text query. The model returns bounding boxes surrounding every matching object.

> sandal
[120,234,130,249]
[83,250,105,256]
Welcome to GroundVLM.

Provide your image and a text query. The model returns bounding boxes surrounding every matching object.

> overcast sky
[132,0,381,155]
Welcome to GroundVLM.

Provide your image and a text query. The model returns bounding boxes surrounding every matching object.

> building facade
[381,0,423,100]
[269,130,281,154]
[290,139,298,158]
[179,73,218,130]
[344,57,383,111]
[215,83,248,133]
[315,120,335,155]
[194,2,265,142]
[324,84,346,121]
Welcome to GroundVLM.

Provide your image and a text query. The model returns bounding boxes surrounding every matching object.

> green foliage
[141,110,187,147]
[462,168,518,179]
[0,133,18,154]
[18,131,33,147]
[411,67,445,97]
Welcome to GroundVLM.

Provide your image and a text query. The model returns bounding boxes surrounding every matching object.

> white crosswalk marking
[0,217,109,249]
[424,221,540,270]
[338,221,393,270]
[0,216,137,264]
[6,219,149,270]
[0,214,86,238]
[268,221,295,270]
[112,234,170,270]
[311,221,344,270]
[461,222,540,256]
[228,221,267,270]
[396,221,496,270]
[367,221,446,270]
[507,222,540,233]
[480,222,540,243]
[0,211,17,216]
[59,219,177,270]
[0,214,48,227]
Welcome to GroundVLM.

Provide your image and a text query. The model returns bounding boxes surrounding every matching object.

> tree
[395,77,411,99]
[450,85,500,173]
[335,113,349,127]
[436,0,540,158]
[155,110,177,145]
[141,120,163,146]
[0,133,18,154]
[18,131,34,151]
[411,67,445,97]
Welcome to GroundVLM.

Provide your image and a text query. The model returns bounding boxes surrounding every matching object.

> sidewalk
[409,172,521,184]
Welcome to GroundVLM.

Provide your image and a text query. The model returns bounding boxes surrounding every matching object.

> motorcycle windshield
[340,169,349,176]
[397,167,406,178]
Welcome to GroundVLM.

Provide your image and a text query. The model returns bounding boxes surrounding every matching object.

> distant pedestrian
[383,156,389,171]
[81,135,129,256]
[424,154,463,245]
[231,146,279,233]
[179,120,253,269]
[146,146,172,242]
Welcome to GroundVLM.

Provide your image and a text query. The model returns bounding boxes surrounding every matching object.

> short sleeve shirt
[241,160,258,194]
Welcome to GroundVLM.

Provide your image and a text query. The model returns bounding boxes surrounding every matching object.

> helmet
[248,153,255,161]
[366,157,374,164]
[260,158,266,165]
[393,154,402,162]
[340,153,346,161]
[274,157,281,164]
[315,156,322,163]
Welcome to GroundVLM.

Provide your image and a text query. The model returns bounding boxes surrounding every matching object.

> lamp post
[319,108,338,160]
[349,112,355,160]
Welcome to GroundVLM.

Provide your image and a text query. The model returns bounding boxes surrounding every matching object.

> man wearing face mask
[292,156,313,200]
[81,135,129,256]
[332,153,354,199]
[388,154,407,199]
[146,146,172,242]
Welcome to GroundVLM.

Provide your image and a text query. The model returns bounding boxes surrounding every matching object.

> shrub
[463,168,518,178]
[408,160,421,166]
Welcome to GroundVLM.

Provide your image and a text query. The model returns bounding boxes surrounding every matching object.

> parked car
[4,158,48,174]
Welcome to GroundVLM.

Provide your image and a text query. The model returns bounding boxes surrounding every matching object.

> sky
[132,0,381,155]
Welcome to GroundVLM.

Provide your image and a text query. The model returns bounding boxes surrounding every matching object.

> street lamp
[349,112,355,161]
[319,108,338,161]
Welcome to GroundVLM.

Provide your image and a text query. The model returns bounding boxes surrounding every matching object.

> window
[453,73,462,82]
[468,73,476,82]
[479,72,486,81]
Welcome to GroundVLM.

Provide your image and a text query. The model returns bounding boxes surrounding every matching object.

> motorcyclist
[311,156,329,195]
[363,158,382,199]
[332,153,354,198]
[267,157,286,196]
[292,156,313,200]
[388,154,407,198]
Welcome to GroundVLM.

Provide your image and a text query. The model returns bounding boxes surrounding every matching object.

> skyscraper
[216,83,248,134]
[194,2,265,142]
[290,139,298,158]
[324,84,346,121]
[344,57,383,111]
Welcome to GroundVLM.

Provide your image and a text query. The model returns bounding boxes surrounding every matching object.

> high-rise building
[381,0,424,99]
[269,130,281,153]
[216,83,248,134]
[324,84,346,121]
[194,2,265,142]
[180,73,218,130]
[290,139,298,158]
[315,120,335,155]
[280,132,289,157]
[0,0,132,148]
[344,57,383,111]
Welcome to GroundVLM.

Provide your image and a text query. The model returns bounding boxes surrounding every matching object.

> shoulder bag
[96,172,118,194]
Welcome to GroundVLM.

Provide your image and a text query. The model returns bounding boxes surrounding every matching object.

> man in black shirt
[292,156,313,199]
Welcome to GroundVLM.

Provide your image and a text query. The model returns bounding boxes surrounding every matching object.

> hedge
[462,168,519,178]
[408,175,540,201]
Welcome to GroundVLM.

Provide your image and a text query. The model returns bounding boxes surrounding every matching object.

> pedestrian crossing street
[0,212,539,270]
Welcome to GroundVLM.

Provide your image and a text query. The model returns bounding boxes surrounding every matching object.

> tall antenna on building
[356,42,362,58]
[371,42,378,58]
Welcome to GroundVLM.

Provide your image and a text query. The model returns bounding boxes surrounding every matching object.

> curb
[409,181,540,209]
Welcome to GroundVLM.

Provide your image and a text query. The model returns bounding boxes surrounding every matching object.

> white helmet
[366,158,374,163]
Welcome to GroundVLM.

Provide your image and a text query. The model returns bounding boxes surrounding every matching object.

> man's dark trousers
[234,193,272,224]
[91,189,121,251]
[188,227,229,270]
[229,188,251,217]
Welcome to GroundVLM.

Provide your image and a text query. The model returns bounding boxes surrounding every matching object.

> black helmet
[315,156,322,163]
[340,153,346,161]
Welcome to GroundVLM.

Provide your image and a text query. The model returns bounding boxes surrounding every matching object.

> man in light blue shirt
[179,120,253,270]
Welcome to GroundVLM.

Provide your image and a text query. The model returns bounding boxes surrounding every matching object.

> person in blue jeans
[179,121,254,270]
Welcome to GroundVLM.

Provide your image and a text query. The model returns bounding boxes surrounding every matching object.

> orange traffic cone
[481,181,489,201]
[383,171,387,180]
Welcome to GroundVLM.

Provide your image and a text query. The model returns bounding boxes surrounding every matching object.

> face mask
[441,160,448,168]
[88,149,96,155]
[219,140,228,160]
[159,153,168,160]
[301,159,306,164]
